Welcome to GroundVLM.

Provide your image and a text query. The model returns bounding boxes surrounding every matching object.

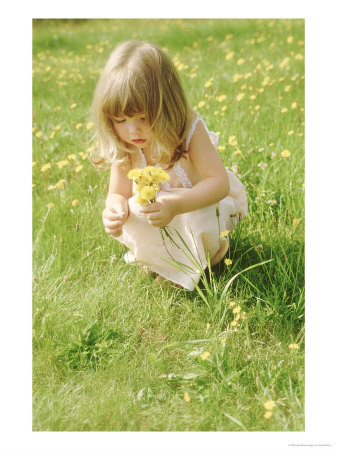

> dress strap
[186,117,219,150]
[137,147,147,168]
[186,117,201,150]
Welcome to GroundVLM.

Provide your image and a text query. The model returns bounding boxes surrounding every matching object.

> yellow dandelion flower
[50,131,55,139]
[217,145,225,152]
[32,161,36,167]
[225,259,232,266]
[288,130,294,136]
[54,124,61,131]
[35,131,43,138]
[233,149,242,155]
[86,122,94,130]
[230,320,238,327]
[47,203,55,208]
[236,93,245,102]
[204,79,213,88]
[232,73,243,83]
[56,159,69,169]
[184,392,191,403]
[70,103,77,110]
[228,135,237,146]
[226,51,234,61]
[216,94,227,102]
[233,306,241,314]
[279,57,290,68]
[229,301,236,308]
[41,163,51,172]
[72,199,79,206]
[47,185,56,191]
[137,185,158,204]
[219,230,230,238]
[200,351,210,360]
[292,218,301,227]
[67,154,76,160]
[250,94,256,100]
[197,100,205,108]
[55,179,66,189]
[281,149,291,158]
[221,105,227,111]
[32,184,36,189]
[264,411,273,419]
[149,167,170,183]
[281,107,288,113]
[75,123,83,130]
[220,338,227,345]
[75,165,83,173]
[289,343,300,350]
[286,36,294,44]
[291,102,298,109]
[264,400,276,410]
[295,53,304,61]
[237,58,245,65]
[206,323,211,330]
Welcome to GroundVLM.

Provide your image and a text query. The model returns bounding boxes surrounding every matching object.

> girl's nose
[128,121,140,133]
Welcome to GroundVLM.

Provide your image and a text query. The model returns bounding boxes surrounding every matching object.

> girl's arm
[141,121,230,227]
[102,162,133,237]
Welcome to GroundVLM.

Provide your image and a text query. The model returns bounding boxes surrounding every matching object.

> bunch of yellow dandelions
[128,166,170,206]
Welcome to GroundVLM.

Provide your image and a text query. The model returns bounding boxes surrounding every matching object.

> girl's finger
[106,227,122,237]
[103,218,122,229]
[140,203,160,213]
[103,210,124,220]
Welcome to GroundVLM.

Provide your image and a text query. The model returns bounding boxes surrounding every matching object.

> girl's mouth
[132,139,146,144]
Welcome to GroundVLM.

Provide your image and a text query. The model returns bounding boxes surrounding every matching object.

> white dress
[114,117,248,290]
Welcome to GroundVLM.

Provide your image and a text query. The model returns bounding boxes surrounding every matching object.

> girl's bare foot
[210,240,229,266]
[154,274,182,288]
[138,265,153,275]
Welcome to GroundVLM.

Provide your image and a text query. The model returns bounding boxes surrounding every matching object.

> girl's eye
[114,119,125,124]
[140,117,146,122]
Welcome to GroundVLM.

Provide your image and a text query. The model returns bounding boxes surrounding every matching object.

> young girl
[91,40,248,290]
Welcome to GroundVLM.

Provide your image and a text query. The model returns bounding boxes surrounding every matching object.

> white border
[1,1,337,449]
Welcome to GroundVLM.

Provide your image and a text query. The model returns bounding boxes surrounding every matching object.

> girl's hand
[102,206,128,237]
[140,196,176,228]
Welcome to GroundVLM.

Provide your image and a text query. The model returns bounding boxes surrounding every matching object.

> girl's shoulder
[186,110,219,150]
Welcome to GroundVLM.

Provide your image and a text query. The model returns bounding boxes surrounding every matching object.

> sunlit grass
[33,18,304,431]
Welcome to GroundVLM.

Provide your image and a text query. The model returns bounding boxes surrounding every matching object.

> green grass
[32,18,304,431]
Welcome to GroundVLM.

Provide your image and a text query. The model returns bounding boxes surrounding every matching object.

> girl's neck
[140,146,157,165]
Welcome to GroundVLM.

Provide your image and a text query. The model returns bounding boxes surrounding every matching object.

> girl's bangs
[104,76,147,119]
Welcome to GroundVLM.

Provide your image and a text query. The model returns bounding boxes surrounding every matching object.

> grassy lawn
[32,18,304,431]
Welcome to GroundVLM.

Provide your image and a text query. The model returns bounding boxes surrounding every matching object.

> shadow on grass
[199,234,304,328]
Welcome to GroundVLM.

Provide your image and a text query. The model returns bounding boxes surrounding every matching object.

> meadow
[32,18,305,431]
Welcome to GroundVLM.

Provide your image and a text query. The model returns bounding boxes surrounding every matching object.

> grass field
[32,18,305,431]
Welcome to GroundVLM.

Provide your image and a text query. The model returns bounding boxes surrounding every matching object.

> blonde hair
[90,40,194,169]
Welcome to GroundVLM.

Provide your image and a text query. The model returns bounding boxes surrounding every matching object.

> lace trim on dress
[173,161,192,188]
[186,117,201,150]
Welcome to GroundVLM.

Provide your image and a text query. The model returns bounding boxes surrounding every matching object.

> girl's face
[111,113,153,150]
